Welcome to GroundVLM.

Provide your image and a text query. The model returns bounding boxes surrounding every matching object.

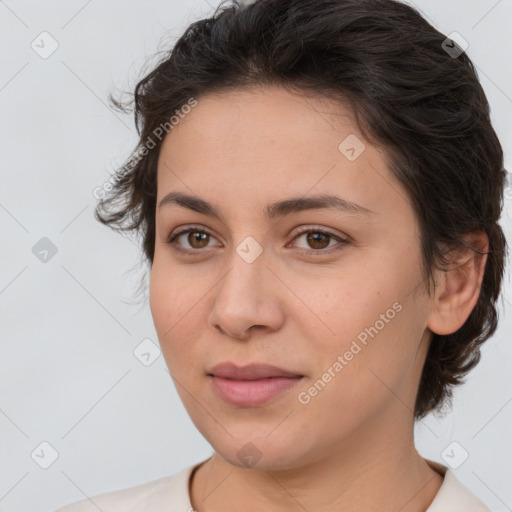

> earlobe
[426,231,489,336]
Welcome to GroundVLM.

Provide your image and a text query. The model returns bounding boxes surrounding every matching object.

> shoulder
[53,462,199,512]
[426,462,491,512]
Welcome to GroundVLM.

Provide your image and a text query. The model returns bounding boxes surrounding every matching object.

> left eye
[289,229,348,253]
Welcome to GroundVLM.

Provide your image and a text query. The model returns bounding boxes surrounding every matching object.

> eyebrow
[158,191,375,220]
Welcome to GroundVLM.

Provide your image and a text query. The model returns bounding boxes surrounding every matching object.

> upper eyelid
[169,225,219,241]
[168,224,343,238]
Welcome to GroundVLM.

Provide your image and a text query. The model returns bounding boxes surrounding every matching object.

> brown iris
[188,231,210,249]
[305,232,331,250]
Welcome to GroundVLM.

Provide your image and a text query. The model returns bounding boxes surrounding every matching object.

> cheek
[296,268,421,398]
[149,267,175,337]
[292,271,394,353]
[295,309,418,439]
[149,265,196,352]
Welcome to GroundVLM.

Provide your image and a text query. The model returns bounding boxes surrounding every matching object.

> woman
[56,0,507,510]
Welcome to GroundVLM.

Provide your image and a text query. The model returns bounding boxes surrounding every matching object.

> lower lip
[210,375,303,407]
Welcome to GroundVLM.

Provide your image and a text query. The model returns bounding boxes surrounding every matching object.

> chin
[204,428,311,472]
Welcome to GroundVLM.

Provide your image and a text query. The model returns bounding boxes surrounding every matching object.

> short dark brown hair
[96,0,508,419]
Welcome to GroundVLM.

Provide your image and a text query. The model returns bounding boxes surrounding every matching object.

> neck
[190,410,444,512]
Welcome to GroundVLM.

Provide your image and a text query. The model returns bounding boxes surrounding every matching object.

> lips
[208,362,304,407]
[208,362,303,380]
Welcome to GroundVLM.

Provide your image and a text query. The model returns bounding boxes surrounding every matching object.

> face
[150,85,435,471]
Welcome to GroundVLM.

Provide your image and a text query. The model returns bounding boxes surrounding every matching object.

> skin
[149,85,488,512]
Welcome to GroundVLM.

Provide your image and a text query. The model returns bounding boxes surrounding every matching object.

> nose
[207,247,285,340]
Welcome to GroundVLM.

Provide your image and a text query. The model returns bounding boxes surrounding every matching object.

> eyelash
[165,225,349,257]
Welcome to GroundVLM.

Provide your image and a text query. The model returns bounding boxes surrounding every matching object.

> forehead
[155,86,413,223]
[160,86,359,157]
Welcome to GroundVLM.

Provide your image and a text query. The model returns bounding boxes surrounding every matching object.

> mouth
[207,362,304,407]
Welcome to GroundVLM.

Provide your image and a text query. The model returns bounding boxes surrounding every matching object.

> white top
[54,457,491,512]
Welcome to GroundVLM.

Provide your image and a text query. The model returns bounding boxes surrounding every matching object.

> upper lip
[208,362,303,380]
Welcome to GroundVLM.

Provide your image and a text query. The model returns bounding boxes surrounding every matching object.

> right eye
[166,226,222,254]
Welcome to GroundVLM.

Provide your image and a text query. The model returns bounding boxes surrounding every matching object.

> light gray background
[1,1,511,511]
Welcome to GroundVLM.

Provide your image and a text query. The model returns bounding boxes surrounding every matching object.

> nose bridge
[220,236,268,302]
[209,236,282,337]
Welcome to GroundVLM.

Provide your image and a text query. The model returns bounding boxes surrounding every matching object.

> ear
[427,231,489,336]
